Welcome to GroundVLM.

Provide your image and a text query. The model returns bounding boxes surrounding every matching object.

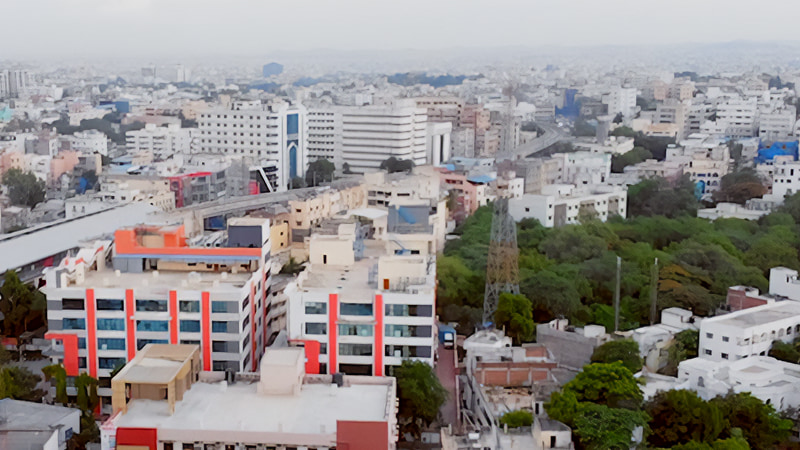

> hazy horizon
[4,0,800,59]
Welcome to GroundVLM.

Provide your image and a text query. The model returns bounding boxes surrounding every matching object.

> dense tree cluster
[611,146,653,173]
[439,183,800,334]
[2,168,45,208]
[394,360,447,437]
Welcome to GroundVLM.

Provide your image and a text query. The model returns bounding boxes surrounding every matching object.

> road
[496,122,569,162]
[436,343,458,428]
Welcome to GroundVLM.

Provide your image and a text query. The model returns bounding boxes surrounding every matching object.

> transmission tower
[483,197,520,326]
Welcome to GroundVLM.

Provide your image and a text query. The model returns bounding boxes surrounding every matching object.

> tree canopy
[380,157,415,173]
[394,360,447,436]
[305,159,335,186]
[494,293,535,345]
[2,168,45,208]
[611,147,653,173]
[499,410,533,428]
[0,271,47,339]
[590,339,642,373]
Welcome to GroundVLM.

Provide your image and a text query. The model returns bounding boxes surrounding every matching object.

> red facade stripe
[86,289,97,377]
[202,292,211,371]
[44,333,79,376]
[328,293,338,374]
[169,291,179,344]
[125,289,136,361]
[374,294,384,376]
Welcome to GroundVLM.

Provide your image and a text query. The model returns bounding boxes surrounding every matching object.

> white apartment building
[602,87,637,117]
[759,106,797,141]
[552,151,611,186]
[714,99,759,138]
[287,228,437,377]
[198,101,307,192]
[0,69,30,98]
[125,123,194,159]
[66,130,109,156]
[44,218,272,409]
[340,101,429,172]
[508,185,627,227]
[307,108,342,166]
[427,121,452,166]
[656,100,690,140]
[572,136,635,155]
[769,159,800,198]
[698,301,800,363]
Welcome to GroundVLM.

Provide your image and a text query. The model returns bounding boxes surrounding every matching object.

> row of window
[303,302,433,317]
[706,325,800,344]
[63,318,234,333]
[304,323,433,338]
[62,298,240,313]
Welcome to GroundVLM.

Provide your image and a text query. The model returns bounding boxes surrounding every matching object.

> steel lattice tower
[483,197,520,326]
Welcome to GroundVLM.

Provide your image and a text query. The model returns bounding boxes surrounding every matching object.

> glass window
[340,303,372,316]
[97,338,125,350]
[136,320,169,332]
[97,318,125,331]
[305,302,327,315]
[212,301,229,313]
[706,333,713,339]
[722,336,729,342]
[180,340,200,346]
[97,299,124,311]
[305,323,327,335]
[98,357,126,370]
[62,298,84,310]
[339,343,372,356]
[385,324,432,338]
[339,324,373,337]
[179,300,200,313]
[136,300,168,312]
[385,304,433,317]
[180,320,201,332]
[78,338,86,349]
[212,340,230,352]
[212,321,229,333]
[78,357,87,369]
[62,318,86,330]
[137,339,168,350]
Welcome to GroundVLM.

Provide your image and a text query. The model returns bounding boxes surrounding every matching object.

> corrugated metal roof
[0,203,157,273]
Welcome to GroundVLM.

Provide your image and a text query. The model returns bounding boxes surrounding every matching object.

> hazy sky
[4,0,800,59]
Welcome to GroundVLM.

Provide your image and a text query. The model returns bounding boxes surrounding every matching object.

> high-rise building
[44,218,272,410]
[0,69,30,98]
[198,101,307,192]
[126,123,194,159]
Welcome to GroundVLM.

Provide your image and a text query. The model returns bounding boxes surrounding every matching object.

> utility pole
[650,257,659,325]
[614,256,621,332]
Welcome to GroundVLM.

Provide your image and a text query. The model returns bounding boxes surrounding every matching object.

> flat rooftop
[706,301,800,329]
[114,379,392,435]
[0,399,78,430]
[114,344,198,385]
[70,266,253,292]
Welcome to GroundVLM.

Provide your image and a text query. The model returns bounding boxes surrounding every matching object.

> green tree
[42,364,68,405]
[494,293,535,345]
[744,234,800,275]
[379,157,414,173]
[0,271,37,338]
[394,360,447,436]
[645,390,726,448]
[627,175,698,218]
[769,338,800,364]
[499,410,533,428]
[437,256,483,312]
[662,329,699,375]
[572,403,648,450]
[538,226,607,264]
[279,257,305,275]
[305,159,335,186]
[520,269,583,321]
[0,366,45,402]
[611,147,652,173]
[2,168,45,207]
[289,176,306,189]
[550,362,643,410]
[590,339,642,373]
[710,392,792,450]
[611,126,637,137]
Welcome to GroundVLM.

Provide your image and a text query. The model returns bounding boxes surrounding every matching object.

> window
[137,339,168,350]
[181,340,200,346]
[212,301,230,313]
[722,336,729,342]
[78,338,86,349]
[305,302,327,315]
[385,324,432,338]
[706,333,713,339]
[212,340,230,352]
[180,300,200,313]
[180,320,201,332]
[99,357,126,370]
[704,349,712,356]
[136,299,168,312]
[212,321,230,333]
[62,298,85,310]
[164,444,174,450]
[320,343,327,355]
[97,318,125,331]
[97,299,124,311]
[305,323,327,335]
[340,303,373,316]
[721,353,729,360]
[339,324,373,337]
[97,338,125,350]
[385,304,433,317]
[136,320,169,332]
[339,343,372,356]
[62,318,86,330]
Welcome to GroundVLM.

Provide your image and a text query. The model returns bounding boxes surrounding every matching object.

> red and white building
[44,218,272,410]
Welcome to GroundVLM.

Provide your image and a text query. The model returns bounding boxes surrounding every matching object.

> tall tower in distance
[483,197,520,326]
